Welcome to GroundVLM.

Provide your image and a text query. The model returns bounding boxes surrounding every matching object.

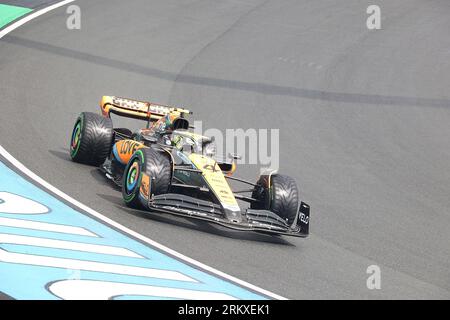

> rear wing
[100,96,192,122]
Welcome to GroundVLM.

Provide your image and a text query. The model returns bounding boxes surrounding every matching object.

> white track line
[0,217,97,237]
[0,0,76,40]
[0,234,143,258]
[0,248,195,282]
[0,0,286,300]
[49,280,236,300]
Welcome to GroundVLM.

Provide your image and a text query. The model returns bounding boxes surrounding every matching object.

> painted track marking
[0,0,76,40]
[0,216,96,237]
[0,234,143,258]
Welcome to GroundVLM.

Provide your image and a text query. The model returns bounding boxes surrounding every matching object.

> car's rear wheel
[122,147,172,209]
[251,174,300,226]
[70,112,114,166]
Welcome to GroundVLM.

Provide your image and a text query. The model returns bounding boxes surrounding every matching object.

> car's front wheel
[122,147,172,209]
[251,174,300,226]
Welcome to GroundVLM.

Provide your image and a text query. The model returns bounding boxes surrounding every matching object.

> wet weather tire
[122,148,172,209]
[251,174,300,226]
[70,112,114,166]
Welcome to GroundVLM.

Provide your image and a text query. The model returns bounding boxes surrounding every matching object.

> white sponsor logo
[299,213,309,225]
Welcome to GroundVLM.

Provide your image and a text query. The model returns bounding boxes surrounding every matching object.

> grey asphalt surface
[1,0,450,299]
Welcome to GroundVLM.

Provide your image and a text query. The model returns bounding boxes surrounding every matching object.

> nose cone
[223,206,243,223]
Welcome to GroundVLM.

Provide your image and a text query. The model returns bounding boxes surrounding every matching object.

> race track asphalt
[1,0,449,299]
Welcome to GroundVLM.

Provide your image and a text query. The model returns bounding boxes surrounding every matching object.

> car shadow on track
[49,149,122,189]
[96,192,295,246]
[48,149,71,162]
[89,168,122,191]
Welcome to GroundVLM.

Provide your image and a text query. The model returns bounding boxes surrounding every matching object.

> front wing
[139,193,310,238]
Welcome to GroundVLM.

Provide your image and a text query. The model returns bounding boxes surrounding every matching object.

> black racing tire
[251,174,300,226]
[122,147,172,209]
[70,112,114,166]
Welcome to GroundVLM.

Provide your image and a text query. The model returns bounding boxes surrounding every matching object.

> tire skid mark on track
[3,35,449,109]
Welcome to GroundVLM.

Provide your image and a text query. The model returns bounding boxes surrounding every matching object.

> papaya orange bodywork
[100,96,191,122]
[139,173,150,199]
[113,140,146,165]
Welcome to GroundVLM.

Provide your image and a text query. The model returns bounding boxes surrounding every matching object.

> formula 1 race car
[69,96,310,237]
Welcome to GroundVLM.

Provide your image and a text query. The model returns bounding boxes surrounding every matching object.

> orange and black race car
[69,96,310,237]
